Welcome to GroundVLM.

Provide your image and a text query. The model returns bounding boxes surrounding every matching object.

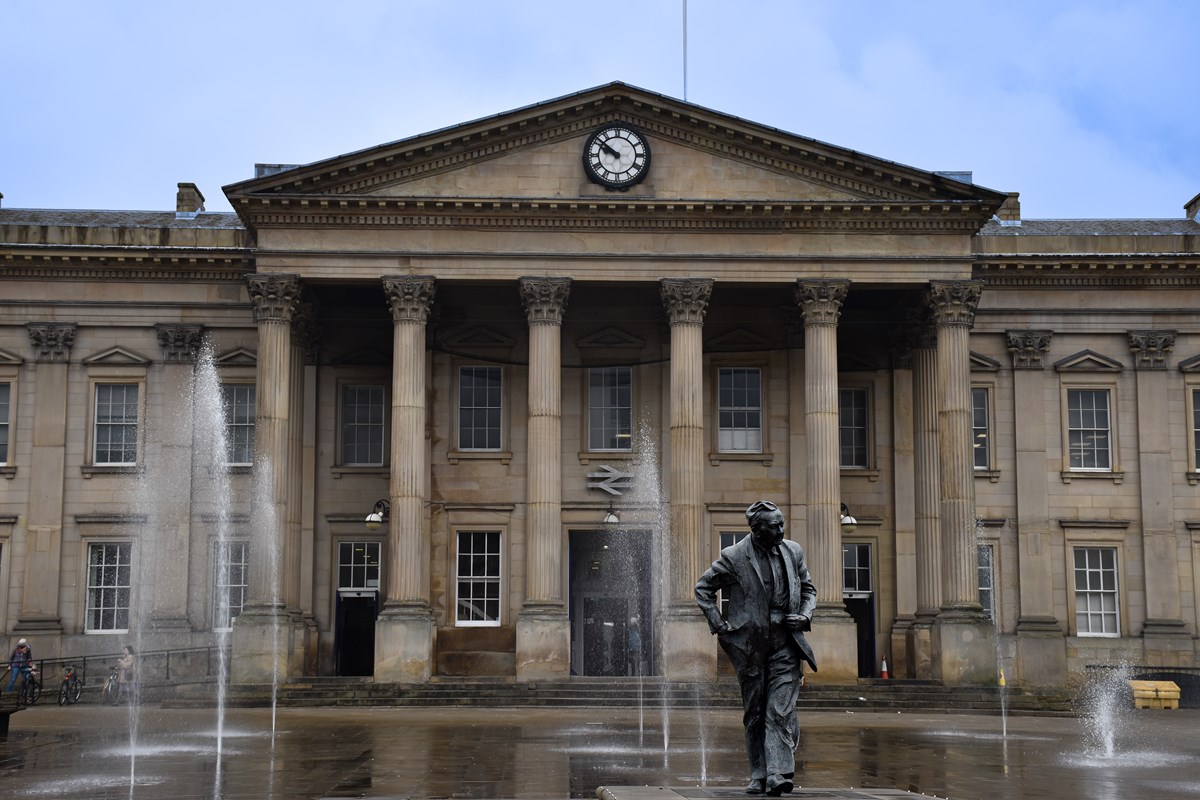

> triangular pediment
[970,351,1002,372]
[334,345,391,366]
[708,328,773,352]
[1179,354,1200,373]
[0,348,23,365]
[83,347,150,366]
[443,326,516,350]
[215,347,257,366]
[226,82,1005,226]
[577,327,645,349]
[1054,350,1124,372]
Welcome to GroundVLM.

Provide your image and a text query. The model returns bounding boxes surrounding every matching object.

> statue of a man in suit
[695,500,817,796]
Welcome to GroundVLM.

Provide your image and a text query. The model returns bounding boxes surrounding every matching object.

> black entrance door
[568,528,653,676]
[844,596,876,678]
[335,590,378,676]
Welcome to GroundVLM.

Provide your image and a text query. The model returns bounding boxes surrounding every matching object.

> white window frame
[454,530,502,627]
[0,379,11,466]
[85,541,132,633]
[1072,545,1120,637]
[588,366,633,452]
[339,382,386,467]
[838,386,871,469]
[977,543,996,621]
[1190,386,1200,474]
[222,383,256,467]
[1065,387,1113,472]
[718,530,750,617]
[971,385,992,471]
[92,383,141,466]
[457,365,503,451]
[337,540,382,590]
[842,542,872,598]
[212,540,249,631]
[717,366,763,453]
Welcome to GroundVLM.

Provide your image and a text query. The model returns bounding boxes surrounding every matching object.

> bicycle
[15,665,42,706]
[100,666,120,706]
[58,664,82,706]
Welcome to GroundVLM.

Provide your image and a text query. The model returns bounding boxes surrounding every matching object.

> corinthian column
[908,318,941,678]
[375,275,437,682]
[796,279,857,683]
[516,276,571,681]
[928,280,994,685]
[233,273,300,684]
[660,277,713,679]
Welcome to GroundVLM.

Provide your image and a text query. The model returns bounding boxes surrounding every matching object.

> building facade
[2,83,1198,687]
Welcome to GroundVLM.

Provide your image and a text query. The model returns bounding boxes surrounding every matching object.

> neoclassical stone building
[2,83,1198,687]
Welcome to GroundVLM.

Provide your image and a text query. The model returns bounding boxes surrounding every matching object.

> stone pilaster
[889,334,918,679]
[233,273,300,684]
[909,319,941,679]
[796,279,857,683]
[293,305,321,674]
[15,323,76,634]
[515,276,571,681]
[149,325,205,633]
[375,275,437,682]
[1006,330,1066,685]
[928,280,994,685]
[1128,330,1192,662]
[660,277,715,679]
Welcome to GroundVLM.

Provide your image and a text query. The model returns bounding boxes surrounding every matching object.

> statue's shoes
[765,774,793,796]
[745,778,766,794]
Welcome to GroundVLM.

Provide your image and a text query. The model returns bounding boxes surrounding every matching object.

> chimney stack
[176,183,205,218]
[997,192,1021,225]
[1185,192,1200,222]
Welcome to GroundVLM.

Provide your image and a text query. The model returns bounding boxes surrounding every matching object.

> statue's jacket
[695,536,819,675]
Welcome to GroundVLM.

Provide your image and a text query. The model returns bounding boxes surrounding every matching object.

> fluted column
[660,278,713,679]
[375,275,436,682]
[516,276,571,681]
[796,279,858,683]
[929,280,994,684]
[234,273,300,684]
[909,319,942,678]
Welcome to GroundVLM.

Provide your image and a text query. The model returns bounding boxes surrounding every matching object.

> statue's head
[746,500,785,548]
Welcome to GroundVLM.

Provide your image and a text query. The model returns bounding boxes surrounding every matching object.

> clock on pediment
[583,123,650,190]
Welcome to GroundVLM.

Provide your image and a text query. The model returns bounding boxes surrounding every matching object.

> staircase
[165,676,1074,714]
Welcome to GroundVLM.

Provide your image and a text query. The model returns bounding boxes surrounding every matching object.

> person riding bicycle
[6,638,33,692]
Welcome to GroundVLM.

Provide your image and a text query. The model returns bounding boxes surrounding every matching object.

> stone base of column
[933,608,997,686]
[515,606,571,682]
[888,615,915,680]
[375,604,435,683]
[231,603,292,685]
[1142,618,1194,667]
[805,605,859,684]
[660,607,716,680]
[905,614,937,680]
[1013,616,1065,687]
[13,615,63,634]
[302,613,320,676]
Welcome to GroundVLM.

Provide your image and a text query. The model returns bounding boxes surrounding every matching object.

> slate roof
[979,218,1200,236]
[0,208,244,229]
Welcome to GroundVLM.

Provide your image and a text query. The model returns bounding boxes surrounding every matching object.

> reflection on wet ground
[2,705,1199,799]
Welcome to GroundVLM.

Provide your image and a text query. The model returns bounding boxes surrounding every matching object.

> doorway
[335,589,378,676]
[568,528,653,676]
[842,541,876,679]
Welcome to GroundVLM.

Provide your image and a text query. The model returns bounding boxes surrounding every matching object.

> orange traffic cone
[880,658,890,680]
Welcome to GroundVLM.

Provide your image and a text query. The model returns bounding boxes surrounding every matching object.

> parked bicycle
[15,664,42,706]
[100,665,121,706]
[58,664,82,706]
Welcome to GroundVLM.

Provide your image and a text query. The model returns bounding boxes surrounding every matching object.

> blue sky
[5,0,1197,219]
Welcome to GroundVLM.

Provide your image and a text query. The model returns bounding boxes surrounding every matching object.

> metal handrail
[11,644,231,688]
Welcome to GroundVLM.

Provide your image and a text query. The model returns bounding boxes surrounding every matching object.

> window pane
[341,385,385,465]
[222,384,256,465]
[86,543,132,631]
[1073,546,1119,636]
[456,530,501,624]
[972,387,990,470]
[0,382,9,465]
[717,368,763,453]
[838,388,869,467]
[459,367,503,451]
[588,367,632,450]
[213,540,249,629]
[94,384,139,465]
[1067,389,1112,471]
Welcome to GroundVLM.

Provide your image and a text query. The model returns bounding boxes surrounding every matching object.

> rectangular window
[338,541,382,589]
[86,542,132,632]
[978,544,995,620]
[842,543,872,594]
[0,381,9,465]
[1074,546,1119,636]
[1192,388,1200,472]
[341,384,385,466]
[456,530,501,626]
[718,367,762,452]
[458,366,502,450]
[588,367,632,451]
[212,540,248,630]
[839,388,869,468]
[222,384,256,466]
[972,387,990,470]
[719,531,749,617]
[94,384,139,465]
[1067,389,1111,470]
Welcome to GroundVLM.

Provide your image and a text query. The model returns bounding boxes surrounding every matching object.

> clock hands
[600,142,621,159]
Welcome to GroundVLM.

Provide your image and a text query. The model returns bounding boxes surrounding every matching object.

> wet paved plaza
[3,703,1199,799]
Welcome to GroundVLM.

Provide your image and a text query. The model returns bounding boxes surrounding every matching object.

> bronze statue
[695,500,817,796]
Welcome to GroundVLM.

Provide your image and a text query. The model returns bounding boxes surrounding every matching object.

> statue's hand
[715,621,733,635]
[784,614,808,631]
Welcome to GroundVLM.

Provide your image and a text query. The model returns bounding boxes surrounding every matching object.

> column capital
[795,279,849,326]
[26,322,76,363]
[518,276,571,324]
[1128,329,1176,371]
[291,302,322,364]
[1006,329,1053,370]
[156,324,205,364]
[382,275,437,323]
[660,277,713,325]
[928,280,982,328]
[247,273,302,323]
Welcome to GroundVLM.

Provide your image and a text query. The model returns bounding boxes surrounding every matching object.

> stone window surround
[82,538,134,634]
[1059,523,1128,639]
[212,539,249,632]
[220,382,256,469]
[838,382,876,475]
[330,371,390,477]
[1185,381,1200,483]
[0,368,16,477]
[971,383,998,480]
[83,369,146,477]
[708,360,773,466]
[1058,379,1124,484]
[581,364,636,457]
[448,361,512,465]
[977,541,997,623]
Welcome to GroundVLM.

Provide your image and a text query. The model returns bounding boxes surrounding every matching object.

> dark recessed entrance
[568,528,654,676]
[335,589,378,676]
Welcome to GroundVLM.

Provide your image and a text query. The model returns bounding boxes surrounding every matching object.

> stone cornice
[0,245,252,281]
[232,195,993,235]
[975,256,1200,286]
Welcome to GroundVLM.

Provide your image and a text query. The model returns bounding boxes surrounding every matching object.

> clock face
[583,125,651,190]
